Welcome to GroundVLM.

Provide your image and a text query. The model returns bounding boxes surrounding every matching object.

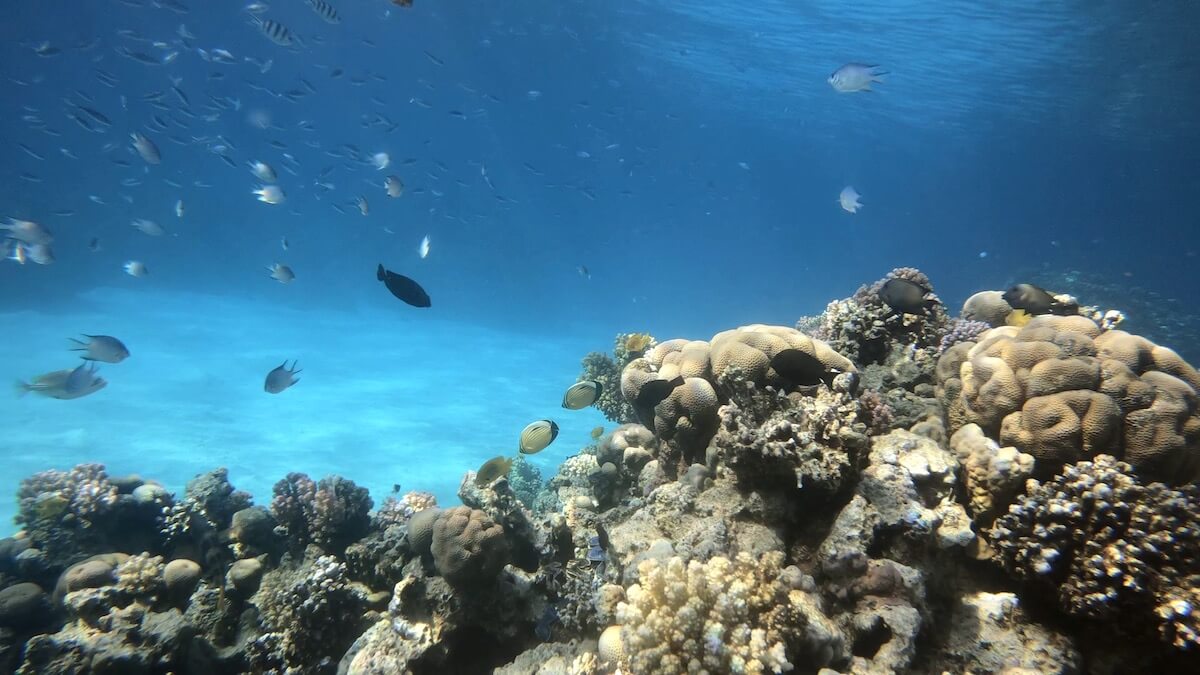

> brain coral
[430,506,510,588]
[937,315,1200,482]
[709,325,855,385]
[990,455,1200,649]
[612,552,822,675]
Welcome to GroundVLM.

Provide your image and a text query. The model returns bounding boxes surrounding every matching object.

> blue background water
[1,0,1197,530]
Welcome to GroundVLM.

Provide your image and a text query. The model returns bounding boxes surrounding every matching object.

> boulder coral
[430,506,510,588]
[937,314,1200,482]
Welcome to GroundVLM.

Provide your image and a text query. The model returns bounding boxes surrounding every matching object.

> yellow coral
[624,333,655,355]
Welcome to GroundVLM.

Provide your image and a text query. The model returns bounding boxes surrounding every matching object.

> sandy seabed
[0,287,606,532]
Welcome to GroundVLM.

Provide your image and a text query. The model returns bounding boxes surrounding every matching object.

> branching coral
[803,269,950,366]
[269,473,372,554]
[16,463,120,564]
[612,552,840,674]
[990,455,1200,649]
[183,468,252,529]
[252,553,367,671]
[938,318,990,354]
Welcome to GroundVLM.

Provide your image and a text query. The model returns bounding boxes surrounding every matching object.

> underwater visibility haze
[1,1,1199,673]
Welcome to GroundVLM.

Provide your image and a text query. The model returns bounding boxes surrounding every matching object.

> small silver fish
[254,185,285,204]
[131,131,161,164]
[68,334,130,363]
[264,360,301,393]
[131,218,166,236]
[250,160,277,182]
[384,175,404,197]
[124,260,149,277]
[828,63,887,93]
[838,186,862,213]
[0,218,53,245]
[267,263,295,284]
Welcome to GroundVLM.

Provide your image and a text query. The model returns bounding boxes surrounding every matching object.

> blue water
[1,1,1198,528]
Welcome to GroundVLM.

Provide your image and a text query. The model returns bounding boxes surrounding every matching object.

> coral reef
[580,332,657,423]
[802,268,950,366]
[609,552,816,674]
[4,271,1197,675]
[270,473,373,555]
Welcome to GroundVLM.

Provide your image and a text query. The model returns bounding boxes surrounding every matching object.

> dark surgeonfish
[68,334,129,363]
[1002,283,1079,316]
[377,264,431,308]
[562,379,602,409]
[519,419,559,454]
[878,278,934,315]
[632,375,685,427]
[264,360,301,393]
[770,349,829,386]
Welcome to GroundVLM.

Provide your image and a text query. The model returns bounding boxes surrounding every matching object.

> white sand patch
[1,287,606,532]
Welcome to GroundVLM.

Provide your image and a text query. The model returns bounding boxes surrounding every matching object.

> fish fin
[14,380,29,398]
[376,264,385,281]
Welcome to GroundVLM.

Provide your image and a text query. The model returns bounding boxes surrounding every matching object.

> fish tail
[14,380,30,397]
[376,264,385,281]
[67,336,88,349]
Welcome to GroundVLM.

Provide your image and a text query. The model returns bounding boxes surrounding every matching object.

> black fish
[1002,283,1078,316]
[770,349,828,386]
[878,278,933,314]
[633,375,685,426]
[377,264,430,308]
